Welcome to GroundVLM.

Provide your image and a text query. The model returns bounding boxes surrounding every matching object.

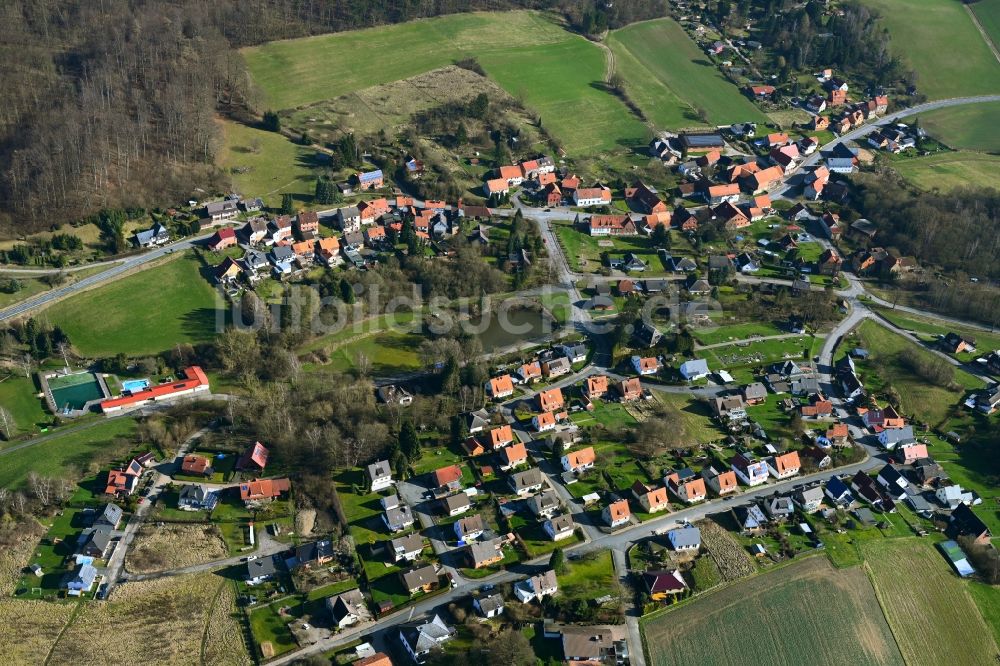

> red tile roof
[100,367,209,411]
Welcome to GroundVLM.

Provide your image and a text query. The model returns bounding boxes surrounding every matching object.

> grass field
[558,551,618,602]
[971,0,1000,58]
[863,538,998,666]
[850,321,983,425]
[860,0,1000,99]
[893,151,1000,191]
[218,119,323,209]
[908,102,1000,153]
[642,555,904,666]
[652,391,727,443]
[0,373,48,434]
[872,305,1000,362]
[0,417,137,489]
[692,321,786,346]
[242,12,570,109]
[44,251,221,357]
[477,39,648,155]
[607,18,768,128]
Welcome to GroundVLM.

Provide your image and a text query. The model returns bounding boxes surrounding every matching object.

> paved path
[612,548,646,666]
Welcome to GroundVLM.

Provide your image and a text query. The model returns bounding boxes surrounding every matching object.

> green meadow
[910,102,1000,153]
[894,152,1000,191]
[608,18,768,127]
[44,252,221,357]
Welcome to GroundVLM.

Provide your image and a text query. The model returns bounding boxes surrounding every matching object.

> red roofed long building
[239,478,291,505]
[100,367,210,414]
[587,215,637,237]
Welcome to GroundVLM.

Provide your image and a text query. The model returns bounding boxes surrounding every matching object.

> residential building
[206,199,239,221]
[246,556,277,585]
[390,533,425,563]
[398,614,455,663]
[486,375,514,399]
[454,514,485,543]
[498,442,528,471]
[441,493,471,517]
[528,490,561,518]
[356,169,384,190]
[632,355,660,376]
[562,447,596,473]
[508,468,545,496]
[431,465,463,492]
[619,377,643,402]
[679,359,710,381]
[878,425,916,450]
[825,476,853,506]
[668,525,701,551]
[514,570,558,603]
[948,504,991,545]
[666,470,707,503]
[544,514,576,540]
[537,387,565,413]
[731,452,769,486]
[400,565,439,595]
[767,451,801,479]
[574,186,612,207]
[532,411,556,432]
[383,505,416,532]
[236,441,269,473]
[474,594,505,619]
[602,499,631,528]
[702,466,738,496]
[467,538,504,569]
[643,569,688,600]
[794,486,825,512]
[327,588,369,629]
[367,460,394,492]
[585,375,610,400]
[587,214,636,236]
[178,484,217,511]
[560,625,629,664]
[542,357,571,378]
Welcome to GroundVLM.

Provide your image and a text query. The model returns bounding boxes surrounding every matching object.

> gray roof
[742,382,768,401]
[469,537,503,564]
[270,245,294,262]
[668,525,701,548]
[179,484,207,503]
[327,588,364,623]
[80,527,111,555]
[391,532,424,553]
[400,614,453,653]
[384,505,414,527]
[401,565,438,591]
[442,493,471,512]
[96,503,123,527]
[510,467,544,491]
[881,426,916,445]
[530,490,560,514]
[476,593,505,615]
[546,514,575,534]
[367,460,392,480]
[247,555,276,579]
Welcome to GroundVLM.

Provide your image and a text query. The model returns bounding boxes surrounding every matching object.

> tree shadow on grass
[180,307,226,343]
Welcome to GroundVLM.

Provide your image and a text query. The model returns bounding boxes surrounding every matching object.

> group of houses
[59,502,127,596]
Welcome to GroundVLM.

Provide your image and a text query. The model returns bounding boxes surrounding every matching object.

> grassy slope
[0,417,137,489]
[894,152,1000,191]
[44,252,220,357]
[242,11,570,109]
[217,120,322,208]
[909,102,1000,153]
[643,555,903,666]
[478,39,649,155]
[0,373,48,434]
[864,538,998,666]
[860,0,1000,99]
[971,0,1000,53]
[607,18,768,127]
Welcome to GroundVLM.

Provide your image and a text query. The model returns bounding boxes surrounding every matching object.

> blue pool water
[122,378,150,392]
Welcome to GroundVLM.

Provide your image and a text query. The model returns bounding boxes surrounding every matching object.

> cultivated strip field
[607,18,768,128]
[642,556,904,666]
[863,538,999,666]
[860,0,1000,99]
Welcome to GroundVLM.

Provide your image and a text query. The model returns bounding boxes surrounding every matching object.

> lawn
[642,555,903,666]
[478,38,648,156]
[552,220,671,274]
[700,335,820,377]
[863,538,998,666]
[910,102,1000,153]
[850,320,984,425]
[651,391,727,444]
[44,251,221,357]
[860,0,1000,99]
[242,11,571,109]
[968,581,1000,648]
[518,521,582,559]
[893,151,1000,192]
[249,602,298,658]
[0,373,48,434]
[871,305,1000,362]
[692,320,786,346]
[0,417,138,489]
[607,18,768,128]
[558,551,618,602]
[217,119,324,209]
[972,0,1000,54]
[322,330,424,376]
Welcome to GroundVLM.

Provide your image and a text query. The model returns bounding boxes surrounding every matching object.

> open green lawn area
[607,18,768,128]
[692,320,786,346]
[849,320,983,425]
[651,391,727,444]
[972,0,1000,54]
[242,12,570,109]
[0,417,137,489]
[893,151,1000,192]
[218,119,323,209]
[565,439,656,500]
[968,581,1000,648]
[248,602,298,658]
[863,538,998,666]
[701,335,820,381]
[860,0,1000,99]
[910,102,1000,153]
[300,311,419,354]
[558,551,618,601]
[642,555,903,666]
[333,469,396,546]
[43,251,220,357]
[517,521,581,559]
[478,38,648,156]
[552,220,671,274]
[871,305,1000,363]
[17,507,89,596]
[745,393,797,442]
[320,329,424,376]
[568,399,638,432]
[0,373,49,434]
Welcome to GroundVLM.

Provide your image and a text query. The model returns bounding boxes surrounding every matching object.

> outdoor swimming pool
[48,372,105,411]
[121,378,151,393]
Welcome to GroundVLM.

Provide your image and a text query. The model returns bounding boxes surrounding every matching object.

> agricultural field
[202,581,254,666]
[847,320,983,425]
[126,524,228,574]
[0,526,77,664]
[217,119,324,209]
[860,0,1000,99]
[893,151,1000,192]
[43,251,221,357]
[863,538,998,666]
[642,556,904,666]
[910,102,1000,154]
[972,0,1000,52]
[0,417,138,489]
[47,573,250,665]
[607,18,768,128]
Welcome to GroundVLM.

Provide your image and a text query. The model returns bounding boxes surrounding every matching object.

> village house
[574,186,613,207]
[498,442,528,471]
[585,375,610,400]
[702,466,739,496]
[537,387,565,413]
[625,181,667,214]
[669,524,701,552]
[532,411,556,432]
[764,495,795,520]
[587,214,637,236]
[514,570,558,603]
[355,169,384,190]
[454,514,485,543]
[383,504,416,532]
[486,425,514,451]
[679,359,710,381]
[486,374,514,400]
[632,481,670,513]
[474,594,505,619]
[528,490,561,519]
[948,504,991,545]
[205,199,239,221]
[400,565,439,595]
[516,361,543,384]
[825,476,854,506]
[431,465,464,493]
[178,484,216,511]
[666,470,707,503]
[713,394,747,421]
[632,355,660,376]
[643,569,688,601]
[602,499,632,528]
[544,514,577,541]
[327,588,369,630]
[559,625,629,664]
[562,447,596,474]
[245,556,277,585]
[542,356,571,379]
[734,504,769,533]
[390,533,425,563]
[619,377,643,402]
[766,451,801,480]
[731,452,769,486]
[467,538,504,569]
[794,486,825,513]
[441,493,471,517]
[509,467,545,496]
[398,614,455,664]
[367,460,394,492]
